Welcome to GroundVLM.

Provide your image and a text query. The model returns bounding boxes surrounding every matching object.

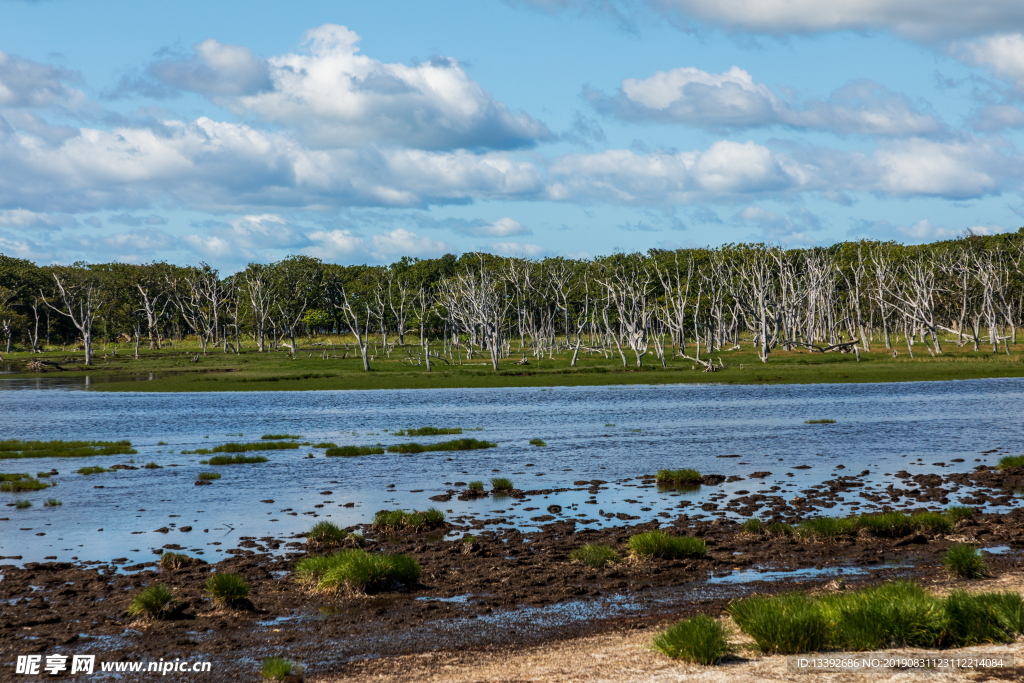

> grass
[490,477,513,491]
[307,521,348,546]
[325,445,384,457]
[182,441,298,455]
[569,543,621,567]
[261,657,302,681]
[655,468,701,485]
[206,454,269,465]
[0,477,49,491]
[741,518,763,534]
[386,438,496,454]
[729,580,1024,654]
[944,544,988,579]
[314,442,338,449]
[795,507,970,541]
[197,471,221,480]
[462,534,477,544]
[15,500,31,509]
[628,530,707,560]
[0,439,136,459]
[143,462,162,469]
[651,615,730,664]
[997,454,1024,471]
[261,434,301,440]
[44,498,62,506]
[767,522,794,536]
[392,427,463,436]
[529,438,547,447]
[76,466,112,475]
[0,472,30,482]
[159,552,205,570]
[945,505,975,523]
[127,583,176,620]
[372,508,446,532]
[804,419,836,424]
[204,573,250,606]
[294,549,421,593]
[468,480,484,491]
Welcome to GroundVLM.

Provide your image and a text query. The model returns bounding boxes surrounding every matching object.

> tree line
[1,229,1022,369]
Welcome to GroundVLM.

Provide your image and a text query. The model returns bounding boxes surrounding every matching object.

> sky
[2,0,1024,270]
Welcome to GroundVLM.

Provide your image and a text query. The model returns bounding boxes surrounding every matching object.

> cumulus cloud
[455,217,531,237]
[142,24,551,151]
[486,241,547,257]
[588,67,942,135]
[734,205,824,245]
[304,227,452,262]
[954,34,1024,90]
[0,209,77,231]
[182,214,309,260]
[0,50,86,109]
[970,104,1024,131]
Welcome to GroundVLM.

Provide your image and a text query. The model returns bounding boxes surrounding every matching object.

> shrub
[796,516,857,540]
[261,434,301,440]
[204,573,250,606]
[206,454,268,465]
[127,583,175,620]
[741,518,763,534]
[943,544,988,579]
[44,498,61,507]
[569,543,621,567]
[307,521,347,546]
[295,549,421,593]
[325,445,384,457]
[529,438,547,447]
[628,530,706,560]
[393,427,463,436]
[997,454,1024,471]
[490,477,513,491]
[467,480,484,491]
[655,468,701,485]
[197,472,221,480]
[15,499,31,509]
[76,466,111,476]
[261,657,302,681]
[728,593,829,654]
[652,615,730,664]
[0,477,49,491]
[944,505,974,524]
[160,552,204,570]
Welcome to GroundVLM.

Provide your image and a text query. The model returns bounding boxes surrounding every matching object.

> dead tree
[41,267,107,366]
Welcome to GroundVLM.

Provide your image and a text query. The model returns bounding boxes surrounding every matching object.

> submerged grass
[529,438,547,447]
[655,468,701,485]
[325,445,384,457]
[76,466,111,476]
[314,442,338,449]
[386,438,496,454]
[392,427,463,436]
[804,419,836,424]
[652,615,731,664]
[0,439,136,459]
[294,549,420,593]
[197,471,221,480]
[372,507,446,532]
[44,498,62,506]
[206,454,269,465]
[628,530,707,560]
[182,441,298,455]
[0,472,30,481]
[569,543,621,567]
[15,500,31,509]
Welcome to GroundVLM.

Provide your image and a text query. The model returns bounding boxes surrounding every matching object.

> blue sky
[3,0,1024,270]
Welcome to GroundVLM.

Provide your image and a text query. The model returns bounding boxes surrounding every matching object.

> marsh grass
[651,614,730,664]
[796,509,962,541]
[569,543,621,567]
[462,534,477,544]
[261,657,302,682]
[206,454,269,465]
[15,500,31,508]
[314,442,338,449]
[35,471,52,477]
[997,454,1024,471]
[911,511,953,534]
[182,442,298,455]
[944,505,975,524]
[197,472,221,480]
[856,512,915,538]
[804,419,836,424]
[44,498,61,506]
[261,434,301,440]
[943,544,988,579]
[386,438,496,454]
[529,438,547,447]
[160,552,205,570]
[143,462,162,469]
[655,468,701,485]
[490,477,513,491]
[372,507,446,532]
[0,439,136,460]
[295,549,420,593]
[467,480,484,491]
[307,521,348,546]
[0,477,49,491]
[204,573,250,607]
[127,583,176,620]
[76,466,112,476]
[0,473,30,482]
[741,518,763,534]
[628,530,707,560]
[392,427,463,436]
[325,445,384,457]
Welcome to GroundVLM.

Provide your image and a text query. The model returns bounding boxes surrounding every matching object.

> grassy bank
[5,340,1024,393]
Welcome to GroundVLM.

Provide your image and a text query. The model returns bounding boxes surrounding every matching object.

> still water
[2,378,1022,565]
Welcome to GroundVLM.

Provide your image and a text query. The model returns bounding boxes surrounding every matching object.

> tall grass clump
[307,521,348,546]
[529,438,547,447]
[741,518,764,534]
[857,512,914,538]
[261,657,302,682]
[393,427,463,436]
[997,454,1024,471]
[204,573,250,607]
[372,508,446,532]
[143,462,162,469]
[76,466,111,476]
[127,583,176,620]
[911,511,953,534]
[467,480,484,491]
[0,477,49,491]
[651,615,730,664]
[728,592,830,654]
[569,543,621,567]
[767,522,794,536]
[261,434,301,440]
[490,477,513,491]
[197,471,221,480]
[44,498,62,507]
[295,549,420,593]
[325,445,384,457]
[655,468,701,485]
[160,552,204,570]
[386,438,496,454]
[943,544,988,579]
[628,530,707,560]
[207,454,269,465]
[15,499,31,509]
[796,516,858,540]
[0,439,136,460]
[182,441,298,455]
[944,505,975,524]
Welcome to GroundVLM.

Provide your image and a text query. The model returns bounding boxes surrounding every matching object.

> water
[1,378,1023,565]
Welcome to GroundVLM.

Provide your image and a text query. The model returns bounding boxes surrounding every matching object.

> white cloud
[370,228,452,259]
[453,217,531,237]
[734,205,824,245]
[0,50,86,109]
[486,241,547,257]
[183,214,309,260]
[872,138,1010,198]
[589,67,942,135]
[970,104,1024,131]
[0,209,76,231]
[149,39,272,99]
[954,34,1024,89]
[304,227,453,263]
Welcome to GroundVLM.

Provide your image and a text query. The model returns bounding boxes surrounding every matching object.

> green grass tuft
[943,544,988,579]
[159,552,204,570]
[44,498,62,506]
[143,462,162,469]
[569,543,621,567]
[204,573,250,606]
[0,472,30,482]
[392,427,463,436]
[261,434,301,440]
[741,518,763,534]
[307,521,348,546]
[261,657,302,681]
[490,477,513,491]
[462,534,477,544]
[767,522,794,536]
[15,499,31,509]
[728,592,830,654]
[655,468,701,485]
[372,507,446,532]
[997,454,1024,471]
[467,480,484,491]
[796,516,858,540]
[295,549,420,593]
[76,466,112,476]
[0,477,49,491]
[911,511,953,534]
[325,445,384,457]
[387,438,496,454]
[628,530,706,560]
[944,505,975,524]
[197,471,222,480]
[127,583,176,620]
[652,614,730,664]
[529,438,547,447]
[206,454,269,465]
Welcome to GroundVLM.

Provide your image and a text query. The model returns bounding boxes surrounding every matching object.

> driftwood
[782,340,858,353]
[25,359,66,372]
